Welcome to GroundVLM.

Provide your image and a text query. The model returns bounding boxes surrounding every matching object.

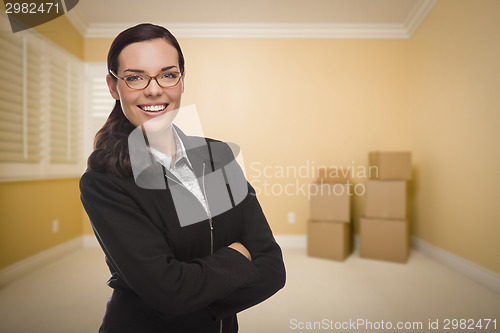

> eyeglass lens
[124,71,181,89]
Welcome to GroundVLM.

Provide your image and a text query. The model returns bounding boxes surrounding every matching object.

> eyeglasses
[109,69,183,90]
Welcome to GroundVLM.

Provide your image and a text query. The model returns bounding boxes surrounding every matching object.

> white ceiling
[67,0,437,38]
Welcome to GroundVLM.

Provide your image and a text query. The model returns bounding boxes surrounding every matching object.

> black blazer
[80,130,286,333]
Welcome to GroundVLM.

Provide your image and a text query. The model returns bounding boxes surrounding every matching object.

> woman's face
[106,39,184,127]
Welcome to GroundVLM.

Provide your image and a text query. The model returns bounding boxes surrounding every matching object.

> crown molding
[404,0,438,36]
[74,0,437,39]
[85,22,411,39]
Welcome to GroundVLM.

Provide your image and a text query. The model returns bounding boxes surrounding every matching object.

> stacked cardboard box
[360,152,411,263]
[307,168,352,261]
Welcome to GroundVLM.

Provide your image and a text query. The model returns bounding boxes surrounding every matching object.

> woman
[80,23,286,333]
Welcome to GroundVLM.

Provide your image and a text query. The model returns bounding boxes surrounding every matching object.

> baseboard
[0,237,83,287]
[83,234,99,247]
[275,234,359,250]
[274,235,307,248]
[412,237,500,294]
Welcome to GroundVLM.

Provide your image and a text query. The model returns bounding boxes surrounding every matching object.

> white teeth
[141,104,166,112]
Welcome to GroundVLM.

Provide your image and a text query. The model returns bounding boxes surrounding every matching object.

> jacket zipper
[201,163,214,255]
[165,164,222,331]
[164,164,213,254]
[201,163,222,332]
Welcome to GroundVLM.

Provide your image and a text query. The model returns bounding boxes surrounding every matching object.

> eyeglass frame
[109,69,184,90]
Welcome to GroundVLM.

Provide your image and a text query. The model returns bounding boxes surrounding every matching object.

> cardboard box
[369,151,412,180]
[360,218,409,263]
[307,220,351,261]
[318,167,351,183]
[365,180,406,219]
[310,182,350,222]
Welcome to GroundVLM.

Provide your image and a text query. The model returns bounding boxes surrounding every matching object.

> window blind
[0,33,43,163]
[25,37,44,162]
[68,61,83,163]
[0,15,84,179]
[84,63,115,158]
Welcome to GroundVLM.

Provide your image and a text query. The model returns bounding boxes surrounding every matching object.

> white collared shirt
[149,128,209,214]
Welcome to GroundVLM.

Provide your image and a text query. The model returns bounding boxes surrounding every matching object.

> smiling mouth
[138,104,168,112]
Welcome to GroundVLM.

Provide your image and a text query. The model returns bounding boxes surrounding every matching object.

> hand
[228,242,252,261]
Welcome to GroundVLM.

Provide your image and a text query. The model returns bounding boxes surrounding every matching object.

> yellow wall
[0,178,83,269]
[33,16,84,59]
[408,0,500,273]
[84,38,111,62]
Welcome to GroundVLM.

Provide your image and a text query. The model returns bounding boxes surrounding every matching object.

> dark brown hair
[87,23,185,177]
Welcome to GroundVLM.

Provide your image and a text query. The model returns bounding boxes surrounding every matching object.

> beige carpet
[0,247,498,332]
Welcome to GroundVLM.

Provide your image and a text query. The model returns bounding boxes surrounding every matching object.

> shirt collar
[149,127,193,171]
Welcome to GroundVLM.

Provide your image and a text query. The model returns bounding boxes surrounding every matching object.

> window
[83,63,115,162]
[0,16,84,180]
[49,55,82,164]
